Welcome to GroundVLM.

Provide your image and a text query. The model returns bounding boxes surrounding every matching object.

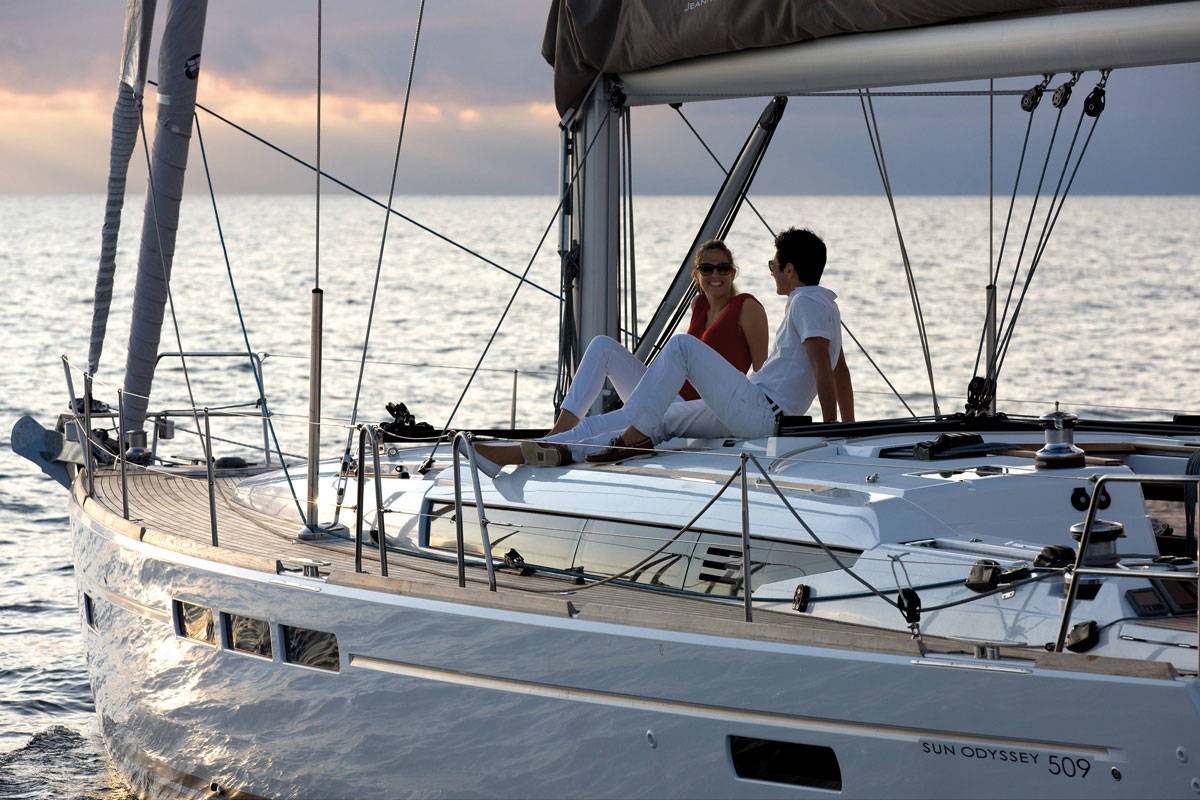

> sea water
[1,193,1197,796]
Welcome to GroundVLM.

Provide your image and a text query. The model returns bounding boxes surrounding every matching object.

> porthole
[173,599,216,645]
[282,624,340,672]
[729,735,842,790]
[82,593,98,631]
[223,613,272,659]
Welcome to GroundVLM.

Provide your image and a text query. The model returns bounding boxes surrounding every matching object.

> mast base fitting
[296,522,348,542]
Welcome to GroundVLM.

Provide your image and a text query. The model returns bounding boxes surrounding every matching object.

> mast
[89,0,158,378]
[558,80,621,411]
[121,0,209,433]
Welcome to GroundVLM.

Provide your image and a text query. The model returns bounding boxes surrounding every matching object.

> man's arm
[833,348,854,422]
[802,337,837,423]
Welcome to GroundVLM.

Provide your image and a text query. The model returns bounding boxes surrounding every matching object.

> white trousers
[548,336,735,461]
[547,335,776,460]
[620,334,776,440]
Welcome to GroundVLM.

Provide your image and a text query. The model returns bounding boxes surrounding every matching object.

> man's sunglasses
[697,262,734,275]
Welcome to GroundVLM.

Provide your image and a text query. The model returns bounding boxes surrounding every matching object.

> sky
[1,1,1198,196]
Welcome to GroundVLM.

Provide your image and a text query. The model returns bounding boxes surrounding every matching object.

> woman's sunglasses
[697,262,734,275]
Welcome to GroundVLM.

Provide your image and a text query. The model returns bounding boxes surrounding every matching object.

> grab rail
[1053,473,1200,673]
[353,425,389,577]
[156,351,271,464]
[451,432,497,591]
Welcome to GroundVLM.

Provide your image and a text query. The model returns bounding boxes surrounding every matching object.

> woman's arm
[739,298,770,370]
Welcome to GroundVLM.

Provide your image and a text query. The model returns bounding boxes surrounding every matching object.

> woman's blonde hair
[691,239,738,296]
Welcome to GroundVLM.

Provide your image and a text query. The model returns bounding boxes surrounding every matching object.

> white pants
[620,334,776,440]
[548,335,776,460]
[548,336,735,461]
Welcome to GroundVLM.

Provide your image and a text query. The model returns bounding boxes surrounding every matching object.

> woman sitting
[475,239,766,474]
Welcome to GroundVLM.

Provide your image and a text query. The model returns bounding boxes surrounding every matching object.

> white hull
[72,477,1200,799]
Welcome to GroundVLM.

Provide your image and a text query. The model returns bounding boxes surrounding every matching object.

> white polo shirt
[749,285,842,416]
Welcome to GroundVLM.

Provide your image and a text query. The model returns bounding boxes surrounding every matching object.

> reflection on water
[1,194,1197,795]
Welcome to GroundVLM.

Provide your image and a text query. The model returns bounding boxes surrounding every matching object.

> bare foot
[473,442,525,467]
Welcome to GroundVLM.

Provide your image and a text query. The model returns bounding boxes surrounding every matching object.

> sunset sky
[2,1,1197,196]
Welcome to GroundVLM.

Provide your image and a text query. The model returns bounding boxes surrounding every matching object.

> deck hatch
[223,613,272,658]
[729,735,842,790]
[282,625,340,671]
[173,600,216,645]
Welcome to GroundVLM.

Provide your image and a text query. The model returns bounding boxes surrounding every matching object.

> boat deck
[82,465,1185,678]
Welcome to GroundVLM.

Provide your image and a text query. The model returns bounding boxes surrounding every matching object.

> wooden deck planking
[81,466,1192,677]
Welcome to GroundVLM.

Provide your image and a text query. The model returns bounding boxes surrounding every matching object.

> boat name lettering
[921,742,1092,778]
[921,741,1040,765]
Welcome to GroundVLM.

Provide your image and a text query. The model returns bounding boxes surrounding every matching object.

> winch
[1036,406,1085,469]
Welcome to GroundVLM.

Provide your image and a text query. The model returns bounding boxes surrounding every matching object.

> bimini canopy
[542,0,1200,114]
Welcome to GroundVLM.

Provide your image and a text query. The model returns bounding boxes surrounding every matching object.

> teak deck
[80,465,1185,680]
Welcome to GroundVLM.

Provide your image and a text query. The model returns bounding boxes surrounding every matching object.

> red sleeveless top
[679,292,761,401]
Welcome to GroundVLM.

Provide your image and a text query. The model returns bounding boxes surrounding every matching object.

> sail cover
[542,0,1153,115]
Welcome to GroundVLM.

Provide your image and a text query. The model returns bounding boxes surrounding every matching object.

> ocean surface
[1,193,1197,796]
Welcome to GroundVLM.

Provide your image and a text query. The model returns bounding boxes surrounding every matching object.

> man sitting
[584,226,853,462]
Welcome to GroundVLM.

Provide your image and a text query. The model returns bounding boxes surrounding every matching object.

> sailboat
[12,0,1200,797]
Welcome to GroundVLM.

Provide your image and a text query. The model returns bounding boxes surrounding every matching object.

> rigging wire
[419,110,617,472]
[194,114,307,524]
[992,75,1107,380]
[970,76,1047,382]
[672,103,916,419]
[135,101,207,464]
[155,84,561,302]
[333,0,428,521]
[857,88,940,417]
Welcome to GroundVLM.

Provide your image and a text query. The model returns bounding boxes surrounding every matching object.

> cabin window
[423,502,856,595]
[282,625,340,672]
[223,613,273,659]
[426,503,585,570]
[575,518,699,590]
[83,593,98,631]
[174,600,216,645]
[729,735,842,790]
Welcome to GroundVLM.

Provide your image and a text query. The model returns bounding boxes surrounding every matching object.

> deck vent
[282,625,340,672]
[83,593,98,631]
[699,546,743,586]
[223,613,272,659]
[729,736,842,790]
[174,600,216,645]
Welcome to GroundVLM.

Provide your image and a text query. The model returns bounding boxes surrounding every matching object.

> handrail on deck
[354,425,389,577]
[451,432,498,591]
[1053,473,1200,673]
[155,351,271,464]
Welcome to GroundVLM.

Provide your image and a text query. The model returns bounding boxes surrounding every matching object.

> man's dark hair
[775,227,826,285]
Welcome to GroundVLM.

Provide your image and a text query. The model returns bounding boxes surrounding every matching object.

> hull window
[83,593,98,631]
[173,600,216,645]
[729,735,842,790]
[223,613,273,659]
[282,625,340,672]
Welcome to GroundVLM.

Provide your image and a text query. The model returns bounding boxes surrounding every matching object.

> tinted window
[575,518,699,590]
[729,736,842,790]
[426,503,584,569]
[224,613,272,658]
[174,600,216,644]
[83,593,97,631]
[282,625,340,672]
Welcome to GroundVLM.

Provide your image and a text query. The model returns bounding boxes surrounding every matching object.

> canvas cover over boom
[542,0,1150,116]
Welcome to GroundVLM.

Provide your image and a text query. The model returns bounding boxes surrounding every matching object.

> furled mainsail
[88,0,158,376]
[542,0,1157,115]
[122,0,209,432]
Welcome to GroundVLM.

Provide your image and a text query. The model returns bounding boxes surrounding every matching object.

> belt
[762,392,785,419]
